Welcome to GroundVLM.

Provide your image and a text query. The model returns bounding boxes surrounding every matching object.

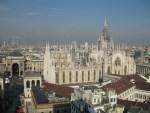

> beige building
[25,55,43,74]
[0,50,44,77]
[5,51,25,76]
[24,71,42,98]
[136,56,150,76]
[71,86,117,113]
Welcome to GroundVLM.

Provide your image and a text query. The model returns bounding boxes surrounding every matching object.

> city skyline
[0,0,150,46]
[0,1,150,113]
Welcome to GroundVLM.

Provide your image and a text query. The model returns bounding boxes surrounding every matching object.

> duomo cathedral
[43,19,136,84]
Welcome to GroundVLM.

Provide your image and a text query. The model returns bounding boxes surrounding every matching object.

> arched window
[56,72,59,83]
[93,70,96,80]
[26,81,30,88]
[115,57,121,66]
[69,71,72,83]
[36,80,40,87]
[12,63,19,76]
[107,66,110,74]
[88,70,90,81]
[124,66,127,75]
[63,72,65,83]
[31,80,35,86]
[76,71,78,82]
[82,71,84,82]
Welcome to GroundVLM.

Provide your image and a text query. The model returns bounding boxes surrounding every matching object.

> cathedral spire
[104,17,108,27]
[46,42,50,50]
[102,17,110,41]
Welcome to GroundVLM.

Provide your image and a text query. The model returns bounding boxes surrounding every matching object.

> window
[20,71,23,75]
[31,80,35,86]
[36,80,40,87]
[124,66,127,75]
[63,72,65,83]
[94,98,96,102]
[99,70,101,77]
[26,81,30,88]
[94,70,96,80]
[82,71,84,82]
[69,71,72,83]
[115,57,121,66]
[56,72,59,83]
[76,71,78,82]
[88,71,90,81]
[107,66,110,74]
[111,98,114,102]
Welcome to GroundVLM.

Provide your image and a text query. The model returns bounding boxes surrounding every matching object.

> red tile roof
[122,74,146,82]
[44,83,74,99]
[135,82,150,91]
[102,78,134,94]
[102,74,147,94]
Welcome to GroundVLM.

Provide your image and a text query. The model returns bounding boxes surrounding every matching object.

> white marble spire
[104,17,108,27]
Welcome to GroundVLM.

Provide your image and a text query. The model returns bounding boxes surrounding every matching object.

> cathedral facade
[43,19,136,85]
[96,19,136,75]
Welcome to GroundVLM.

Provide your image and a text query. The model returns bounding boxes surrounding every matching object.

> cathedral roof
[9,51,23,57]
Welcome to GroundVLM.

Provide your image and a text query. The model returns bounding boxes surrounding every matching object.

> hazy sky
[0,0,150,46]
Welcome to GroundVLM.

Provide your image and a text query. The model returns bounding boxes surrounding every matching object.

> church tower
[43,43,56,83]
[98,18,113,51]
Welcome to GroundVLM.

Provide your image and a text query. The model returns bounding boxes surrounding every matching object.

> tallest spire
[102,17,110,41]
[104,17,108,27]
